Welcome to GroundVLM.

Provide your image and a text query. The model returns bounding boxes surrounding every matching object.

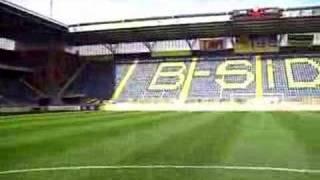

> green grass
[1,111,320,180]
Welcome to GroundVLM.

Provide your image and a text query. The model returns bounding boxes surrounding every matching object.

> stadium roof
[0,0,67,43]
[2,0,320,44]
[67,6,319,32]
[0,0,67,31]
[67,6,320,44]
[68,7,320,44]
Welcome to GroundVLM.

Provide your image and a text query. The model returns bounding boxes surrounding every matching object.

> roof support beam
[103,44,118,55]
[0,63,34,72]
[186,39,197,51]
[143,42,155,53]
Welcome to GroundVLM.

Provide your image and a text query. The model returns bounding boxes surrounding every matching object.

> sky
[7,0,320,24]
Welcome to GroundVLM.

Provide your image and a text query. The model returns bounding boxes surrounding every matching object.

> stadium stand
[3,0,320,111]
[110,55,320,104]
[65,62,114,100]
[0,75,37,106]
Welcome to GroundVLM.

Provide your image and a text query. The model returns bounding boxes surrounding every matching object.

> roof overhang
[0,0,67,32]
[1,1,320,45]
[0,0,68,43]
[68,16,320,45]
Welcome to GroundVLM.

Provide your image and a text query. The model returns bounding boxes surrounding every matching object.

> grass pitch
[1,111,320,180]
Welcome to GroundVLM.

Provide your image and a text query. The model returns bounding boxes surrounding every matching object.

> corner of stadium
[1,0,320,179]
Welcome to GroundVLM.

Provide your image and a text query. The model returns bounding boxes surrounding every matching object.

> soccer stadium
[1,0,320,179]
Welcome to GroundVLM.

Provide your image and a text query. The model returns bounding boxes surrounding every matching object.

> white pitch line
[1,165,320,175]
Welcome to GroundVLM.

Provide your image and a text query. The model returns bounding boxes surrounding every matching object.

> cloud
[7,0,319,24]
